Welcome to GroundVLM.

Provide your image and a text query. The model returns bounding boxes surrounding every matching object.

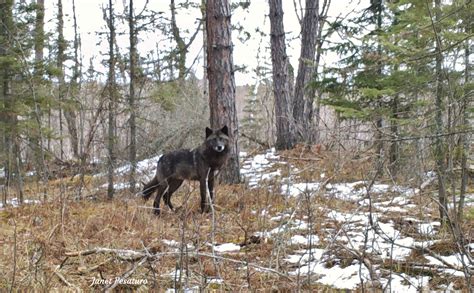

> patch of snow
[284,248,326,264]
[0,197,41,209]
[290,261,370,290]
[425,253,470,275]
[95,154,161,180]
[417,221,440,235]
[270,213,290,222]
[207,278,224,284]
[241,148,289,187]
[327,211,414,260]
[162,239,195,250]
[384,274,430,293]
[281,182,321,197]
[256,219,309,238]
[290,234,320,246]
[212,243,241,253]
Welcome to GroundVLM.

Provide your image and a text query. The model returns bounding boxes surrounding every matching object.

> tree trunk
[432,0,447,220]
[33,0,48,201]
[34,0,45,73]
[170,0,186,80]
[57,0,65,160]
[293,0,319,143]
[128,0,137,193]
[71,0,82,156]
[57,0,79,159]
[33,0,45,165]
[206,0,240,184]
[201,0,208,98]
[269,0,295,150]
[106,0,117,199]
[458,26,471,221]
[374,0,384,177]
[389,95,399,178]
[0,0,14,204]
[312,0,330,144]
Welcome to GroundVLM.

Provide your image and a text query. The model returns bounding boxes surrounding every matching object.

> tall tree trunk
[106,0,117,199]
[269,0,295,150]
[33,0,45,166]
[128,0,137,193]
[0,0,14,204]
[206,0,240,184]
[33,0,48,201]
[34,0,45,73]
[389,94,399,178]
[458,26,471,221]
[293,0,319,143]
[57,0,79,159]
[71,0,82,156]
[432,0,447,220]
[312,0,330,144]
[374,0,384,177]
[201,0,208,98]
[170,0,186,80]
[57,0,65,160]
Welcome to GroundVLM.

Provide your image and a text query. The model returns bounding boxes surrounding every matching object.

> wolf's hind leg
[164,179,183,210]
[153,183,167,215]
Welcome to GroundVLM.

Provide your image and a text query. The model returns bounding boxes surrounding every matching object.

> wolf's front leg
[199,178,210,213]
[208,173,215,205]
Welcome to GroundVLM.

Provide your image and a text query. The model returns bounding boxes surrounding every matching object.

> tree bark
[293,0,319,143]
[57,0,79,159]
[33,0,45,167]
[206,0,240,184]
[432,0,448,220]
[57,0,65,160]
[128,0,137,193]
[269,0,295,150]
[106,0,117,199]
[0,0,14,204]
[458,25,471,221]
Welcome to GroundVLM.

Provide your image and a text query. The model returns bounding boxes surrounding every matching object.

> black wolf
[142,126,230,215]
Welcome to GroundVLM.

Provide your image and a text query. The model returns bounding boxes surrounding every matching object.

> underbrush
[0,148,472,291]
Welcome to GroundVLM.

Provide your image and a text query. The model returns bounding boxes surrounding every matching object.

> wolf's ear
[221,125,229,136]
[206,127,213,138]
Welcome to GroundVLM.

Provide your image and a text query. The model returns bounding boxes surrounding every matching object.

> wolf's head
[205,125,230,154]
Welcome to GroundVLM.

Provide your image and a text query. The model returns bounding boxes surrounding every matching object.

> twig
[53,266,79,290]
[65,247,147,261]
[9,220,17,293]
[279,155,321,161]
[104,256,148,292]
[65,248,291,280]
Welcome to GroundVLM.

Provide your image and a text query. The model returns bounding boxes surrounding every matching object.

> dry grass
[0,149,472,291]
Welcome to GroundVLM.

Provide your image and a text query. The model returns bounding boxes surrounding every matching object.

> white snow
[240,148,287,187]
[417,221,440,235]
[289,234,320,246]
[281,182,321,197]
[0,197,41,209]
[290,261,370,290]
[212,243,241,253]
[95,154,161,180]
[284,248,326,264]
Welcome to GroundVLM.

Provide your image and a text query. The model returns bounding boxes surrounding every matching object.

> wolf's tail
[142,176,159,201]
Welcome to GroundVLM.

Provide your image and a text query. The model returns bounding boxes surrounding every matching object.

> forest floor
[0,146,473,291]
